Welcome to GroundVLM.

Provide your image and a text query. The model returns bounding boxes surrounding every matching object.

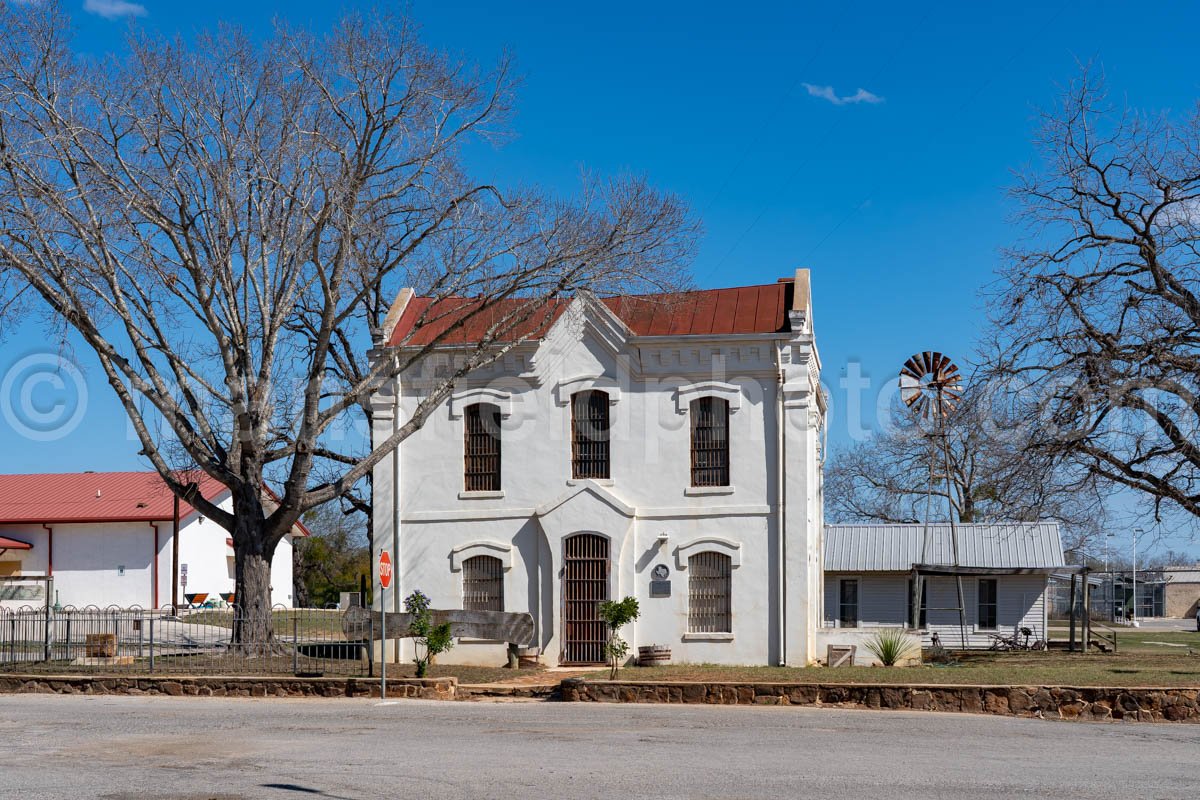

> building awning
[0,535,33,551]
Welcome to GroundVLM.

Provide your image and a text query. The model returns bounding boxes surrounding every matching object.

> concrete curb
[559,679,1200,722]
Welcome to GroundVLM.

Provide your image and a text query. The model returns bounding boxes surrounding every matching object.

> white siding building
[0,472,298,610]
[823,523,1068,649]
[370,270,826,666]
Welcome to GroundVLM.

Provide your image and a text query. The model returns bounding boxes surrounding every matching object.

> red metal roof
[387,280,795,346]
[388,296,569,347]
[0,535,33,550]
[0,472,227,525]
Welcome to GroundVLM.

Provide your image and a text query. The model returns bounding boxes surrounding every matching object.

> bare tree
[982,67,1200,537]
[826,387,1103,552]
[0,4,696,646]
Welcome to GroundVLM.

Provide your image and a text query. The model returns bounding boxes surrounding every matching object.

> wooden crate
[85,633,117,658]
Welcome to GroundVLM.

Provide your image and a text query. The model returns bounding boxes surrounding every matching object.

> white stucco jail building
[370,269,826,666]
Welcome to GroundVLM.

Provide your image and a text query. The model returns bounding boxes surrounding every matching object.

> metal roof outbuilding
[824,522,1067,573]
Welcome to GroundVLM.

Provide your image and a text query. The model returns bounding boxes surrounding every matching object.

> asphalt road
[3,695,1199,800]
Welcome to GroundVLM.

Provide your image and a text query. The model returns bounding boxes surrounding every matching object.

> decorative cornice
[674,536,743,569]
[448,387,514,419]
[449,540,514,571]
[552,375,622,407]
[673,381,744,415]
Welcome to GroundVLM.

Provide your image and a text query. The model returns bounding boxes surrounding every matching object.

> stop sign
[378,549,393,590]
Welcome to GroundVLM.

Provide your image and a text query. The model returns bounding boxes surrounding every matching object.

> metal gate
[562,533,609,664]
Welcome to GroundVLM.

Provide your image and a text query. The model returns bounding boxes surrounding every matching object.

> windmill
[899,351,968,649]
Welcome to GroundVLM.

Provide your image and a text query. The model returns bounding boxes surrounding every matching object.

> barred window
[690,397,730,486]
[977,578,998,630]
[688,551,732,633]
[464,403,501,492]
[462,555,504,612]
[571,390,610,479]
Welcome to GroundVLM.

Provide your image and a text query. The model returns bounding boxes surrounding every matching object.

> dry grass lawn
[584,630,1200,688]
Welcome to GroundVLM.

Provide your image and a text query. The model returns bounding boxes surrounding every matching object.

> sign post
[378,549,392,700]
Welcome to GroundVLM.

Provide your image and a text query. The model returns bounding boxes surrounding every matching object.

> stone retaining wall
[560,679,1200,722]
[0,674,456,700]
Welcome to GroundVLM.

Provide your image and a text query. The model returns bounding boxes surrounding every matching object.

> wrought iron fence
[0,605,370,676]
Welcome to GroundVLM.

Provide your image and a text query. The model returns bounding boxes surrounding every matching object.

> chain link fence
[0,605,371,676]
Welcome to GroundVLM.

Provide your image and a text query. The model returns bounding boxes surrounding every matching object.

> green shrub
[863,629,918,667]
[404,590,453,678]
[598,596,640,679]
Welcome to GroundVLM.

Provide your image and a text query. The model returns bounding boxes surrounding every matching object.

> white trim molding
[458,490,505,500]
[553,375,622,407]
[684,485,735,497]
[448,387,513,419]
[449,540,514,572]
[674,381,743,415]
[674,536,742,570]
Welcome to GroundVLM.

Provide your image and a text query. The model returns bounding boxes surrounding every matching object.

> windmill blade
[900,355,924,379]
[898,350,963,420]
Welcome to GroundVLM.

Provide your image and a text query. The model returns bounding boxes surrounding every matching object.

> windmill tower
[899,351,968,648]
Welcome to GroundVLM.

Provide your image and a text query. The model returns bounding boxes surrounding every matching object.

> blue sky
[3,1,1199,555]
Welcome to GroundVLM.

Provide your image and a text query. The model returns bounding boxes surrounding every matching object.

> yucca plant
[863,629,918,667]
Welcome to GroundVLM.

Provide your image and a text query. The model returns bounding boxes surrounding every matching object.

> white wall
[372,292,824,666]
[823,572,1049,648]
[0,491,296,610]
[0,521,167,608]
[175,491,295,608]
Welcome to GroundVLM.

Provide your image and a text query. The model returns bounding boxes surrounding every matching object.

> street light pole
[1132,528,1142,628]
[1104,533,1113,621]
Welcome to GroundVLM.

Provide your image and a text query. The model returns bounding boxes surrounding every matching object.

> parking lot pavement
[4,695,1200,800]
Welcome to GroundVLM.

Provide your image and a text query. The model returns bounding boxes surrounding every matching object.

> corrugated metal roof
[0,472,226,524]
[1162,566,1200,584]
[823,522,1067,572]
[387,280,796,346]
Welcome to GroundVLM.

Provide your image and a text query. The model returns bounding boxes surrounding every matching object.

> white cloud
[802,83,884,106]
[83,0,147,19]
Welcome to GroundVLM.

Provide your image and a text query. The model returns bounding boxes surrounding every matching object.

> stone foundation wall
[0,674,456,700]
[560,679,1200,722]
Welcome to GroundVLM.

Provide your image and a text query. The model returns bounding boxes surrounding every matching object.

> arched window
[464,403,501,492]
[571,390,610,479]
[690,396,729,487]
[688,551,732,633]
[462,555,504,611]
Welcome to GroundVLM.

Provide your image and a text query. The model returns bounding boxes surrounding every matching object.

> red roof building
[0,472,304,609]
[386,278,800,347]
[0,471,226,525]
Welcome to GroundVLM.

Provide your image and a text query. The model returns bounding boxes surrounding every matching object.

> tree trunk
[232,540,276,654]
[228,485,279,654]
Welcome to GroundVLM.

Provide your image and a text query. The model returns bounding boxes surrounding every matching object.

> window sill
[566,479,613,487]
[684,485,735,496]
[458,490,505,500]
[682,632,734,642]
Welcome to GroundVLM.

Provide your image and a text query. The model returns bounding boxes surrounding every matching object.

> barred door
[562,533,609,664]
